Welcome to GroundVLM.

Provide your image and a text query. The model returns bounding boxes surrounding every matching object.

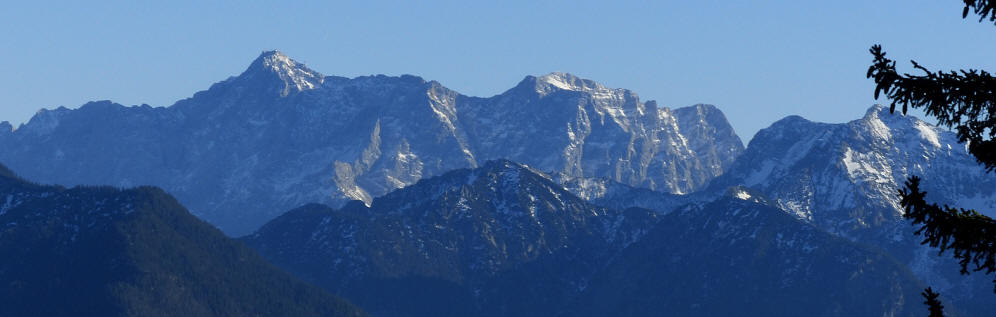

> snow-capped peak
[859,104,900,141]
[863,104,889,118]
[242,50,324,97]
[858,104,953,149]
[534,72,604,93]
[718,102,996,232]
[538,72,581,90]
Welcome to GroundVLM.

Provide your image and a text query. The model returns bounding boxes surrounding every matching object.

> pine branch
[900,176,996,292]
[963,0,996,25]
[867,45,996,171]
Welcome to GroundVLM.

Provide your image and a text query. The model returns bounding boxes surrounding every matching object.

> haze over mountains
[1,50,994,315]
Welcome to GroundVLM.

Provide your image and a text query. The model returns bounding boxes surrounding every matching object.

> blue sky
[2,1,994,142]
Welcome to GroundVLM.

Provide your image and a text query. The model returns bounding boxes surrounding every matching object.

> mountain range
[1,50,994,315]
[0,51,742,235]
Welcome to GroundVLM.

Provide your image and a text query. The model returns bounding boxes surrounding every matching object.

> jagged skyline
[0,50,744,235]
[3,1,996,143]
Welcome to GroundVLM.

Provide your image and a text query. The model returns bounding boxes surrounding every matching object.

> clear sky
[2,1,994,143]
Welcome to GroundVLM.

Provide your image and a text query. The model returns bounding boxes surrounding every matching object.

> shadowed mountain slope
[0,163,366,317]
[571,197,926,316]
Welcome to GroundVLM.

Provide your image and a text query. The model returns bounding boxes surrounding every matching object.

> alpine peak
[862,104,904,122]
[534,72,602,92]
[241,50,324,97]
[865,103,887,115]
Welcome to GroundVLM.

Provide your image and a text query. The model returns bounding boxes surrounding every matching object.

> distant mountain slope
[0,164,366,317]
[246,160,929,316]
[244,160,659,317]
[0,51,742,235]
[708,105,996,314]
[571,197,926,316]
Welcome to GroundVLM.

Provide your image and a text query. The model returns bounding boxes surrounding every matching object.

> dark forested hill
[0,164,366,317]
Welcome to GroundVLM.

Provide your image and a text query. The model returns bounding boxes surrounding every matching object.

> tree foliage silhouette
[961,0,996,25]
[867,0,996,315]
[922,287,945,317]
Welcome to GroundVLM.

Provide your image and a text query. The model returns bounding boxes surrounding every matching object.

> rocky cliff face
[0,51,743,235]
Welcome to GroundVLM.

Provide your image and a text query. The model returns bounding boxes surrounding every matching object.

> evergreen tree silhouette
[922,288,945,317]
[867,1,996,315]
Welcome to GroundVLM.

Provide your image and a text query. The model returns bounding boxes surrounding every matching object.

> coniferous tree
[922,287,945,317]
[867,0,996,315]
